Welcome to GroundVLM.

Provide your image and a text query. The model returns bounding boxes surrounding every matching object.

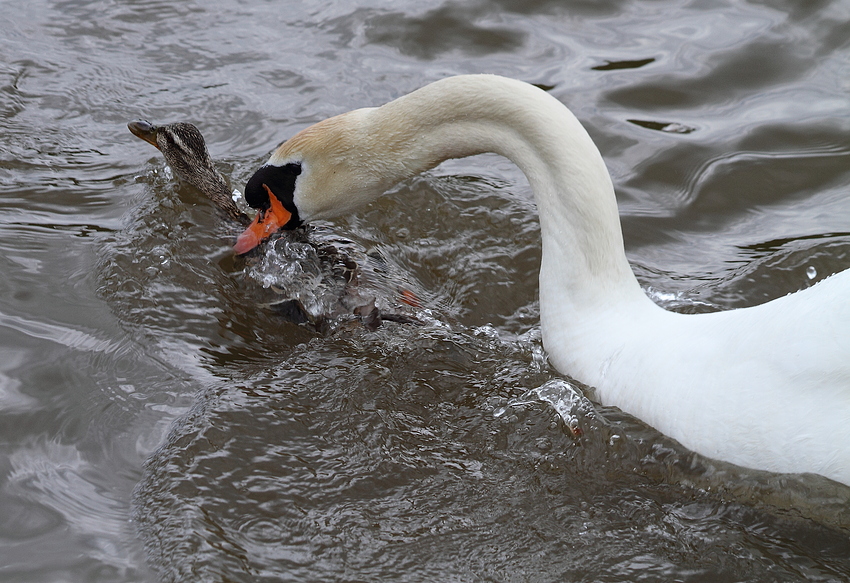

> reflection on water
[1,0,849,581]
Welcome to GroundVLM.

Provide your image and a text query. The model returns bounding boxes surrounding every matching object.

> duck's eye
[161,130,195,158]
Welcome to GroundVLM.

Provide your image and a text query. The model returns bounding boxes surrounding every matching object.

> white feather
[262,74,850,486]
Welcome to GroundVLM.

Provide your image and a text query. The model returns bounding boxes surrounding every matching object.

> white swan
[237,74,850,487]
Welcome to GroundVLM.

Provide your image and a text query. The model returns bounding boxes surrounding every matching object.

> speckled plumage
[128,120,248,224]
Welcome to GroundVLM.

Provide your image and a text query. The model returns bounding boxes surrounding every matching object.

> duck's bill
[233,185,292,254]
[127,120,160,149]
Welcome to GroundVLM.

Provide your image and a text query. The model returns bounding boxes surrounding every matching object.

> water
[1,0,849,581]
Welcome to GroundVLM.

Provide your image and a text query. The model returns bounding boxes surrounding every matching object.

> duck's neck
[178,162,247,224]
[365,75,646,310]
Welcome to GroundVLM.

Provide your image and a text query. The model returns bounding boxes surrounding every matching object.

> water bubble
[806,265,817,280]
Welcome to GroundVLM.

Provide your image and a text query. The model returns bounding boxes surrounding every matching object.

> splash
[494,378,595,437]
[246,226,422,330]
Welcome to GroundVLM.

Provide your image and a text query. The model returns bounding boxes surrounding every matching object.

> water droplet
[806,265,817,280]
[535,437,552,450]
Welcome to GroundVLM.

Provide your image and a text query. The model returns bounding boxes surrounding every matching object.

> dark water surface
[2,0,850,581]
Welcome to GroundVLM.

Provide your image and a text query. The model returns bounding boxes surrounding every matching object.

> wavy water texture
[1,0,849,581]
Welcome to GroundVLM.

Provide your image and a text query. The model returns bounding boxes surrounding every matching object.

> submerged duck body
[240,74,850,486]
[128,119,421,330]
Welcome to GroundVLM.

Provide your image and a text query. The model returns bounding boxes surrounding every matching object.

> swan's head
[235,108,412,254]
[233,162,303,254]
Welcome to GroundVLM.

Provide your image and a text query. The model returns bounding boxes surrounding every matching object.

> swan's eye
[245,162,302,211]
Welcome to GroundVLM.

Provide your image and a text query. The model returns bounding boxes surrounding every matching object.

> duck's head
[128,120,245,222]
[235,108,412,254]
[128,120,216,185]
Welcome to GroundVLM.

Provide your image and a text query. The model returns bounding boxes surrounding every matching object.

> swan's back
[545,269,850,484]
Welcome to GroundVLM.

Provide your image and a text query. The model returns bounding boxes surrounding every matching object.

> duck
[128,120,248,223]
[237,74,850,487]
[128,119,421,330]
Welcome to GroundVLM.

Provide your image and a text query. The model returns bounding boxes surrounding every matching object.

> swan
[237,74,850,487]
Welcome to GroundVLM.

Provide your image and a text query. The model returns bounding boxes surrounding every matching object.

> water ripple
[2,0,849,581]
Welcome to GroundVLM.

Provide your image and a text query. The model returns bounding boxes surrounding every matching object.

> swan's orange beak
[233,184,292,254]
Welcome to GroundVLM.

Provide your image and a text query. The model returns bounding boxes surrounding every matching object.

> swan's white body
[262,75,850,486]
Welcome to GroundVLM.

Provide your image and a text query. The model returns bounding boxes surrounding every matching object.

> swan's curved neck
[274,76,850,485]
[362,75,644,306]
